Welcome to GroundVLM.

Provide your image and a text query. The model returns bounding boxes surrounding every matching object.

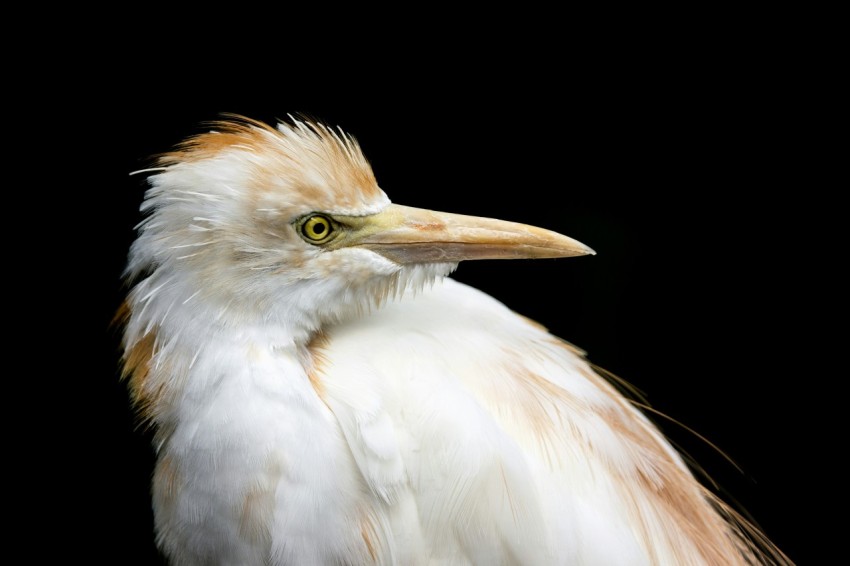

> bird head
[127,117,594,338]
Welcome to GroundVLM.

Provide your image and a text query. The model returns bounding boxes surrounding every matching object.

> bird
[118,115,789,565]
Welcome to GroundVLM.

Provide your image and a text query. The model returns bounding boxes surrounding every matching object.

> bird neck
[121,262,457,430]
[126,269,320,343]
[122,270,325,430]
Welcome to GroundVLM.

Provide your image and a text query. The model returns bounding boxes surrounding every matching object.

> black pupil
[313,222,326,235]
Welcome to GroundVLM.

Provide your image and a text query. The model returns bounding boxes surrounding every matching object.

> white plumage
[119,117,787,565]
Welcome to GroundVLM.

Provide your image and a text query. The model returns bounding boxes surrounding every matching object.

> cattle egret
[118,116,788,565]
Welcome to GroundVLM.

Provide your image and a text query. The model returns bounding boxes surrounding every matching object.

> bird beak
[340,204,595,264]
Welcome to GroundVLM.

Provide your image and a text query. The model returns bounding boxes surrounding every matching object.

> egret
[118,116,788,565]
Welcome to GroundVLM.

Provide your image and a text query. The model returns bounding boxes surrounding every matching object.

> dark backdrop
[88,64,819,564]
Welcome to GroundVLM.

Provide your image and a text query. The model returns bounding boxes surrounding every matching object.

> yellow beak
[335,204,594,264]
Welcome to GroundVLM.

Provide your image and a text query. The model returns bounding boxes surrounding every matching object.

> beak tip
[565,238,595,257]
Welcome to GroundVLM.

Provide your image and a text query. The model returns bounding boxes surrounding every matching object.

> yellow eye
[299,214,335,243]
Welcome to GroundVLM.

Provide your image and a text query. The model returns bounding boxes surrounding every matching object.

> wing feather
[314,278,785,565]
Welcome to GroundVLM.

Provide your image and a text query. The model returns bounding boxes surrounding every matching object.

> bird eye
[299,214,336,244]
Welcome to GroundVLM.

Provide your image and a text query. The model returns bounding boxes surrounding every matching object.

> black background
[81,37,827,564]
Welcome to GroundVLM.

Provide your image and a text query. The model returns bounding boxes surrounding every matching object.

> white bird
[119,116,788,565]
